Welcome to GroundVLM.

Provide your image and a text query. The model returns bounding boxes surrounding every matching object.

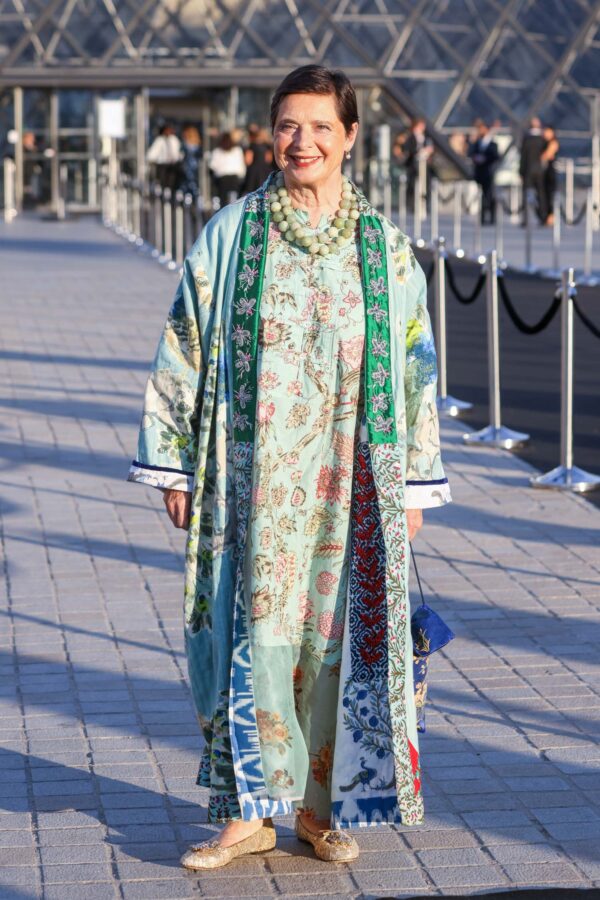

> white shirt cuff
[128,461,193,492]
[405,478,451,509]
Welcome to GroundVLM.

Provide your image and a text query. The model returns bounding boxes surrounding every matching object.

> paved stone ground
[1,215,600,900]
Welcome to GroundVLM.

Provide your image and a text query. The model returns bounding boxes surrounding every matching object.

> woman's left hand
[407,508,423,542]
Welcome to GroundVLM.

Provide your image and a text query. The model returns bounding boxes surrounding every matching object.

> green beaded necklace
[268,173,359,256]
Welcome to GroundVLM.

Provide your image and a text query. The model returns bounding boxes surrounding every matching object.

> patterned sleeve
[402,253,451,509]
[128,237,214,493]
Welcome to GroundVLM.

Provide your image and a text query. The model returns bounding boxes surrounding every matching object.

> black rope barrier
[445,257,486,305]
[560,203,588,226]
[573,297,600,340]
[497,197,525,215]
[497,277,561,335]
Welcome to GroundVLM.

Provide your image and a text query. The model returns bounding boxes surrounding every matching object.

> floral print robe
[129,179,451,828]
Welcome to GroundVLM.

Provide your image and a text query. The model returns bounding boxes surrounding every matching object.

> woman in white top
[209,131,246,208]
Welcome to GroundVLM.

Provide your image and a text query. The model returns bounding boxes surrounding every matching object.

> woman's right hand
[162,489,192,530]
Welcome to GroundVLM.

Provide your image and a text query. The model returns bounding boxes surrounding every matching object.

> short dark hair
[270,65,359,135]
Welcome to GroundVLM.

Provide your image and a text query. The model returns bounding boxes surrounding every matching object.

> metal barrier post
[552,193,561,273]
[464,250,529,449]
[531,269,600,491]
[131,181,142,245]
[173,190,184,269]
[434,236,473,416]
[524,191,533,270]
[418,153,427,222]
[152,185,163,258]
[495,197,504,264]
[161,187,173,264]
[565,158,574,224]
[453,181,462,251]
[474,185,482,255]
[3,158,17,222]
[509,183,520,224]
[57,163,67,220]
[398,174,407,232]
[183,193,194,257]
[413,169,422,241]
[430,177,439,243]
[584,188,593,277]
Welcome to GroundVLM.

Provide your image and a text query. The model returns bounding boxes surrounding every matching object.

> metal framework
[1,0,599,142]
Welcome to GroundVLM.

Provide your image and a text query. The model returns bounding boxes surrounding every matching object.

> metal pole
[453,181,462,251]
[162,187,173,263]
[434,237,472,417]
[174,190,185,268]
[552,193,561,273]
[591,93,599,230]
[525,190,533,270]
[430,177,439,243]
[13,86,23,212]
[584,188,593,277]
[152,185,162,258]
[509,183,519,224]
[464,251,529,448]
[131,181,141,243]
[88,158,97,208]
[565,158,574,224]
[398,174,407,233]
[474,185,482,256]
[50,90,60,218]
[531,269,600,491]
[495,196,504,264]
[57,163,67,220]
[3,159,17,222]
[418,153,427,222]
[413,167,422,241]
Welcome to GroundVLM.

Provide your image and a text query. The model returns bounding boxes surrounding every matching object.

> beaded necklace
[268,173,359,256]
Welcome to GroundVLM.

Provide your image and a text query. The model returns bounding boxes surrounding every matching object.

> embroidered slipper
[180,818,276,870]
[295,815,359,862]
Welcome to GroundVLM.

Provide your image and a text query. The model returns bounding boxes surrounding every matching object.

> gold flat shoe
[180,818,276,870]
[295,815,359,862]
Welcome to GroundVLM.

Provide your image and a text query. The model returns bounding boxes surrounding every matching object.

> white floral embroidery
[232,324,251,346]
[369,276,387,297]
[370,414,395,434]
[233,412,250,430]
[235,384,253,409]
[371,392,389,412]
[367,302,387,323]
[244,243,263,261]
[363,225,379,245]
[235,351,251,373]
[235,296,257,317]
[367,247,382,266]
[371,361,388,387]
[248,220,264,238]
[371,335,389,358]
[238,264,258,287]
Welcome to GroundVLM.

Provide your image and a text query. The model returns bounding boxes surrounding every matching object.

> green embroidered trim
[359,214,397,443]
[231,189,271,444]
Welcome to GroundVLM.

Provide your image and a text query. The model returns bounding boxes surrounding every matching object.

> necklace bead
[268,175,360,255]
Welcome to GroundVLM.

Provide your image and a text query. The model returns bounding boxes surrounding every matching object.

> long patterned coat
[129,179,450,828]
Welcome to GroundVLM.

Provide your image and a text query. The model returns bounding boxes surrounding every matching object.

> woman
[179,125,202,200]
[129,65,451,869]
[209,131,246,208]
[541,125,559,227]
[241,124,275,195]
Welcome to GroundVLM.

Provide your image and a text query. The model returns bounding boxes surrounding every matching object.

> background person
[541,124,559,227]
[468,118,499,225]
[402,116,434,210]
[147,124,182,192]
[179,124,202,200]
[208,130,246,207]
[241,123,275,194]
[129,63,450,872]
[519,116,546,225]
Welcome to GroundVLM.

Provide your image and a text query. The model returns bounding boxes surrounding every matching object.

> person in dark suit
[519,116,547,225]
[468,119,499,225]
[402,117,433,210]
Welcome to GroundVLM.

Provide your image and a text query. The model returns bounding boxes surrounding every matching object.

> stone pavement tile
[116,861,184,880]
[561,841,600,878]
[0,847,37,866]
[41,843,109,865]
[489,842,565,864]
[114,843,180,863]
[36,810,98,829]
[531,805,600,824]
[0,829,35,848]
[120,880,195,899]
[474,826,549,845]
[463,810,533,828]
[44,885,117,900]
[430,864,508,889]
[415,847,490,867]
[0,866,41,886]
[403,829,480,851]
[543,820,600,841]
[42,863,114,885]
[38,826,106,846]
[500,862,585,884]
[350,868,431,894]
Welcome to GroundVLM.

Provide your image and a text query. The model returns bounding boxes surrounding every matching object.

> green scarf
[230,185,397,446]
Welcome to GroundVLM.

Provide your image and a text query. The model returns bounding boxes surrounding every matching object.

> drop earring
[345,150,351,160]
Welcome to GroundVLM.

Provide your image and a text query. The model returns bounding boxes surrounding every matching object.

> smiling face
[273,92,357,192]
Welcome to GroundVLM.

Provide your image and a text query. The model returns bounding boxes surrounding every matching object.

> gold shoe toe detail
[295,818,359,862]
[180,823,276,871]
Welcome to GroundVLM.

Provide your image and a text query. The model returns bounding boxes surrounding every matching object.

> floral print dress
[247,213,364,816]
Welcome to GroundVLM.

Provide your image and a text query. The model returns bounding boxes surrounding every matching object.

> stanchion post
[3,158,17,223]
[525,191,533,270]
[430,177,439,244]
[463,250,529,449]
[509,183,520,224]
[434,237,473,417]
[398,174,407,233]
[183,193,194,257]
[495,196,504,264]
[161,187,173,264]
[57,163,67,221]
[531,269,600,491]
[474,185,482,256]
[584,188,593,277]
[152,185,163,258]
[418,153,427,222]
[131,181,142,245]
[413,169,422,241]
[453,181,462,252]
[173,190,184,270]
[552,193,561,273]
[565,158,574,224]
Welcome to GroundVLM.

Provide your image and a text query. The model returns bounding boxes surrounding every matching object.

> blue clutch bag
[411,545,455,732]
